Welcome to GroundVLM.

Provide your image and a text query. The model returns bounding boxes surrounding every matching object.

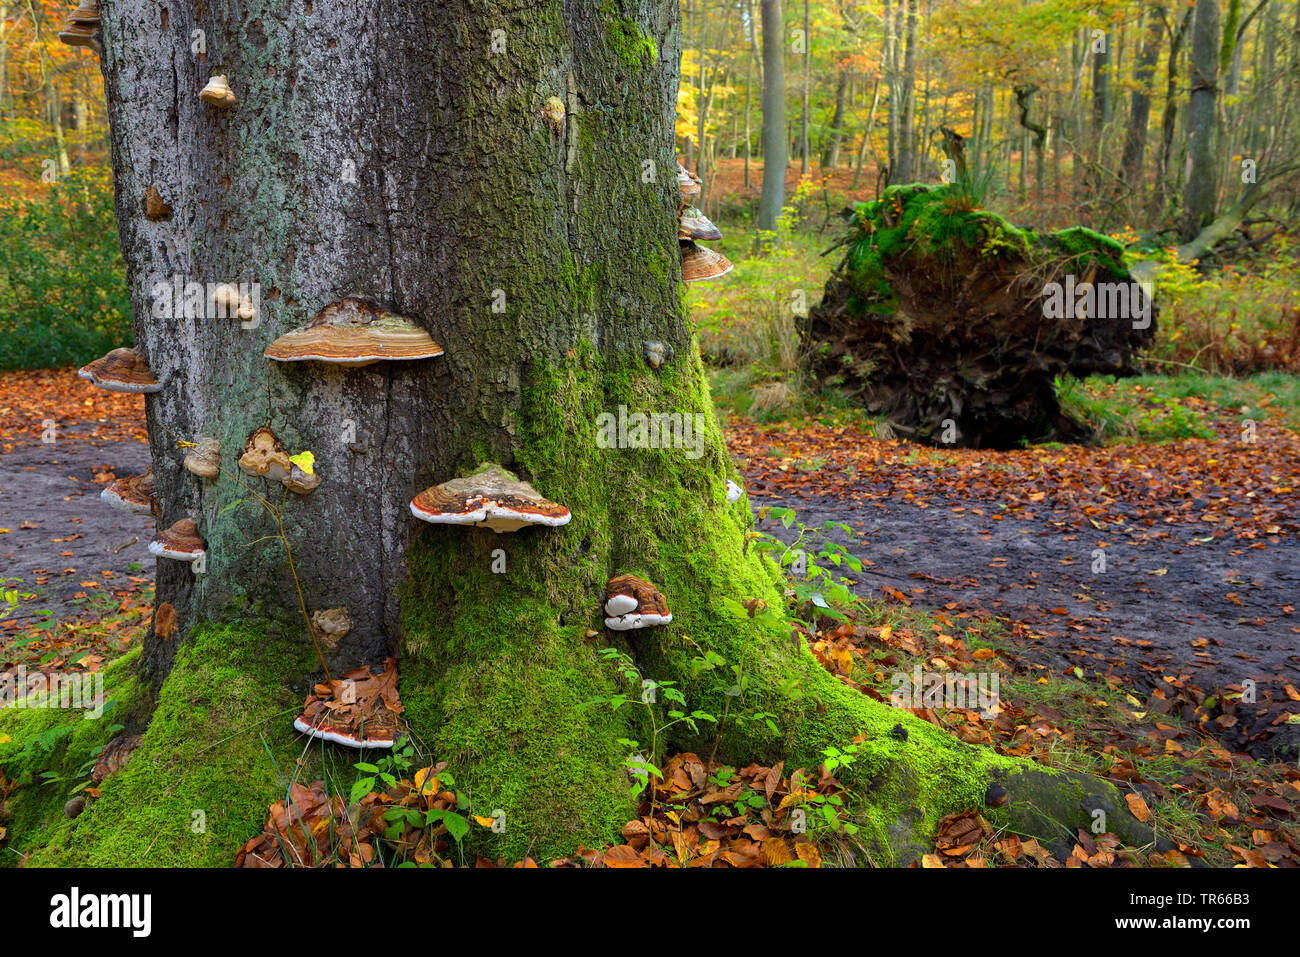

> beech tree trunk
[757,0,786,231]
[2,0,1161,869]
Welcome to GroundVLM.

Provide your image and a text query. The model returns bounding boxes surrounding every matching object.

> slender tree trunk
[758,0,787,231]
[1153,7,1191,220]
[822,63,848,167]
[1119,4,1164,190]
[800,0,810,178]
[894,0,918,181]
[1184,0,1222,239]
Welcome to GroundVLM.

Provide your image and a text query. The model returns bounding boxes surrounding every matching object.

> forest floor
[2,368,1299,867]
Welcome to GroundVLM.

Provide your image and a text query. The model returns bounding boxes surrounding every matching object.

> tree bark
[758,0,787,231]
[1119,3,1164,190]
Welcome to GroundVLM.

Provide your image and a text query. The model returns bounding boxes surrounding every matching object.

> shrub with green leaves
[0,168,131,371]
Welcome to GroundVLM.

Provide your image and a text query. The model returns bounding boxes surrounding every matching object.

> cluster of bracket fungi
[73,59,744,750]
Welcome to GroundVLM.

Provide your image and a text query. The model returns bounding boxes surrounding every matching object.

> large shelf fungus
[77,348,161,394]
[604,575,673,631]
[410,464,570,534]
[149,518,206,562]
[101,468,159,516]
[680,240,734,283]
[264,296,443,366]
[293,659,404,750]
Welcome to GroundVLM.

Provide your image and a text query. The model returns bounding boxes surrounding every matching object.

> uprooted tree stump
[799,184,1158,448]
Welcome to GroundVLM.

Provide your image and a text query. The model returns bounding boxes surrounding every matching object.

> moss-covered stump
[800,184,1158,448]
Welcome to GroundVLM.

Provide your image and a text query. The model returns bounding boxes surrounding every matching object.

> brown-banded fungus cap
[77,347,161,393]
[238,427,292,480]
[58,21,100,51]
[726,479,744,503]
[678,206,723,242]
[264,296,443,366]
[677,162,701,199]
[101,468,158,516]
[149,518,206,561]
[200,75,236,108]
[293,658,404,750]
[604,575,672,631]
[410,464,570,534]
[69,0,100,23]
[680,240,734,283]
[183,437,221,480]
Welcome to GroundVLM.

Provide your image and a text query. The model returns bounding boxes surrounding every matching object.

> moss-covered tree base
[3,348,1165,866]
[801,184,1158,449]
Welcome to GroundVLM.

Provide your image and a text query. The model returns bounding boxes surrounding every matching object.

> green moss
[0,649,146,865]
[6,620,336,867]
[600,2,658,67]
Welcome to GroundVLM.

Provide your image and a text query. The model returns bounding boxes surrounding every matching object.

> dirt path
[731,419,1300,762]
[1,428,155,627]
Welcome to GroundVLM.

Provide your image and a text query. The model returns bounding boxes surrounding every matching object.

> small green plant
[584,648,718,790]
[744,507,865,626]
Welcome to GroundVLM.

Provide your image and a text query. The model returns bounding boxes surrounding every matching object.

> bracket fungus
[101,468,158,516]
[310,607,352,655]
[77,348,161,393]
[264,296,443,366]
[238,427,292,481]
[677,161,701,199]
[200,75,237,109]
[604,575,673,631]
[210,283,257,323]
[680,240,734,283]
[543,95,566,134]
[726,479,744,504]
[149,518,206,562]
[411,464,570,534]
[58,0,101,53]
[183,438,221,480]
[294,659,404,749]
[678,206,723,242]
[143,186,172,221]
[643,340,673,370]
[283,461,320,495]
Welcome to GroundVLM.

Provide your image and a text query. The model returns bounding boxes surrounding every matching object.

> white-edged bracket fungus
[678,206,723,242]
[726,479,743,503]
[77,348,161,393]
[200,75,237,109]
[101,468,158,516]
[238,427,292,481]
[264,296,443,366]
[149,518,206,562]
[604,574,673,631]
[294,660,404,750]
[411,464,570,534]
[681,239,734,284]
[183,437,221,480]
